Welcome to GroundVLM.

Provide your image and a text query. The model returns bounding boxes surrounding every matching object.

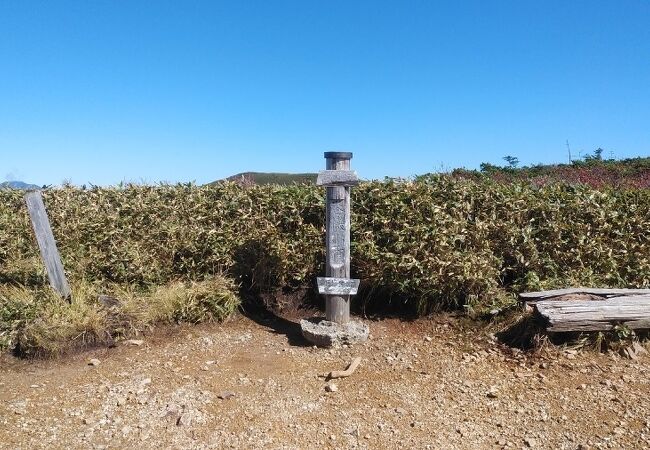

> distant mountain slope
[218,172,318,186]
[0,181,41,190]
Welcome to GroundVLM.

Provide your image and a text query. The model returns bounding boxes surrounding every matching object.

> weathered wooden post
[25,191,72,301]
[321,152,356,323]
[300,152,369,346]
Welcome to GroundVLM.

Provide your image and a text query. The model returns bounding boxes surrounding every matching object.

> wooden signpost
[24,191,72,300]
[300,152,368,347]
[317,152,360,324]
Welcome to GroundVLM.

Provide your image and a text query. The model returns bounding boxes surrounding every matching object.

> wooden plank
[520,287,650,304]
[535,295,650,332]
[316,170,359,187]
[324,155,352,324]
[520,287,650,299]
[317,277,360,295]
[24,191,72,300]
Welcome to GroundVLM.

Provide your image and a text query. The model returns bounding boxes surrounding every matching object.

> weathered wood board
[317,277,360,296]
[316,170,359,187]
[324,154,352,323]
[25,191,72,300]
[520,288,650,305]
[535,295,650,332]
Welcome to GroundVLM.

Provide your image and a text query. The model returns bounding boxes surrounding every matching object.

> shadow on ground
[238,290,315,347]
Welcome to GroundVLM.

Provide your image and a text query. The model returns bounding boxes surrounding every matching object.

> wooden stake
[24,191,72,301]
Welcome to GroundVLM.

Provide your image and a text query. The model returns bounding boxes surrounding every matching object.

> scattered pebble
[217,391,236,400]
[176,414,191,427]
[524,437,537,447]
[487,386,499,398]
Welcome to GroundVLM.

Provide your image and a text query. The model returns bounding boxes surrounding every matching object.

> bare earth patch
[1,315,649,449]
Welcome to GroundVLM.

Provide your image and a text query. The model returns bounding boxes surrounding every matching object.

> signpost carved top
[316,170,359,187]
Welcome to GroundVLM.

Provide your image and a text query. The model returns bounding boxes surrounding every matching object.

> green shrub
[1,178,649,317]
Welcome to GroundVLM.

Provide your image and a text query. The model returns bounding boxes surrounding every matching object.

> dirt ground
[1,313,649,450]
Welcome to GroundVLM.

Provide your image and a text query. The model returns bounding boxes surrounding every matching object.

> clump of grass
[567,326,650,354]
[17,295,107,358]
[0,284,42,351]
[153,277,241,324]
[7,275,240,358]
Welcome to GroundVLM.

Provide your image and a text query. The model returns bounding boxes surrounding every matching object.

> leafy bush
[1,178,649,320]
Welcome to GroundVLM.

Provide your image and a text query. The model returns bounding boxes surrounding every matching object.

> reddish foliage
[453,158,650,189]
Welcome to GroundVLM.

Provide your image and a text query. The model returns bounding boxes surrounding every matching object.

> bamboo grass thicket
[0,176,649,354]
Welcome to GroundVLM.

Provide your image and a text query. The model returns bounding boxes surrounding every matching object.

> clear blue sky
[1,1,649,186]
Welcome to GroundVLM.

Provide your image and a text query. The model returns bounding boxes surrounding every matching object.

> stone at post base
[300,318,369,347]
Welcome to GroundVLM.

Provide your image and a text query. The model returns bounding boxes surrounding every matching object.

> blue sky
[1,1,649,186]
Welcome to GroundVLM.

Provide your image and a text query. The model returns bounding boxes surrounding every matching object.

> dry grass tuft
[0,284,43,350]
[17,291,107,357]
[3,275,240,358]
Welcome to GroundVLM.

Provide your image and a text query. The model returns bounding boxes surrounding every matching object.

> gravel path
[1,315,649,449]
